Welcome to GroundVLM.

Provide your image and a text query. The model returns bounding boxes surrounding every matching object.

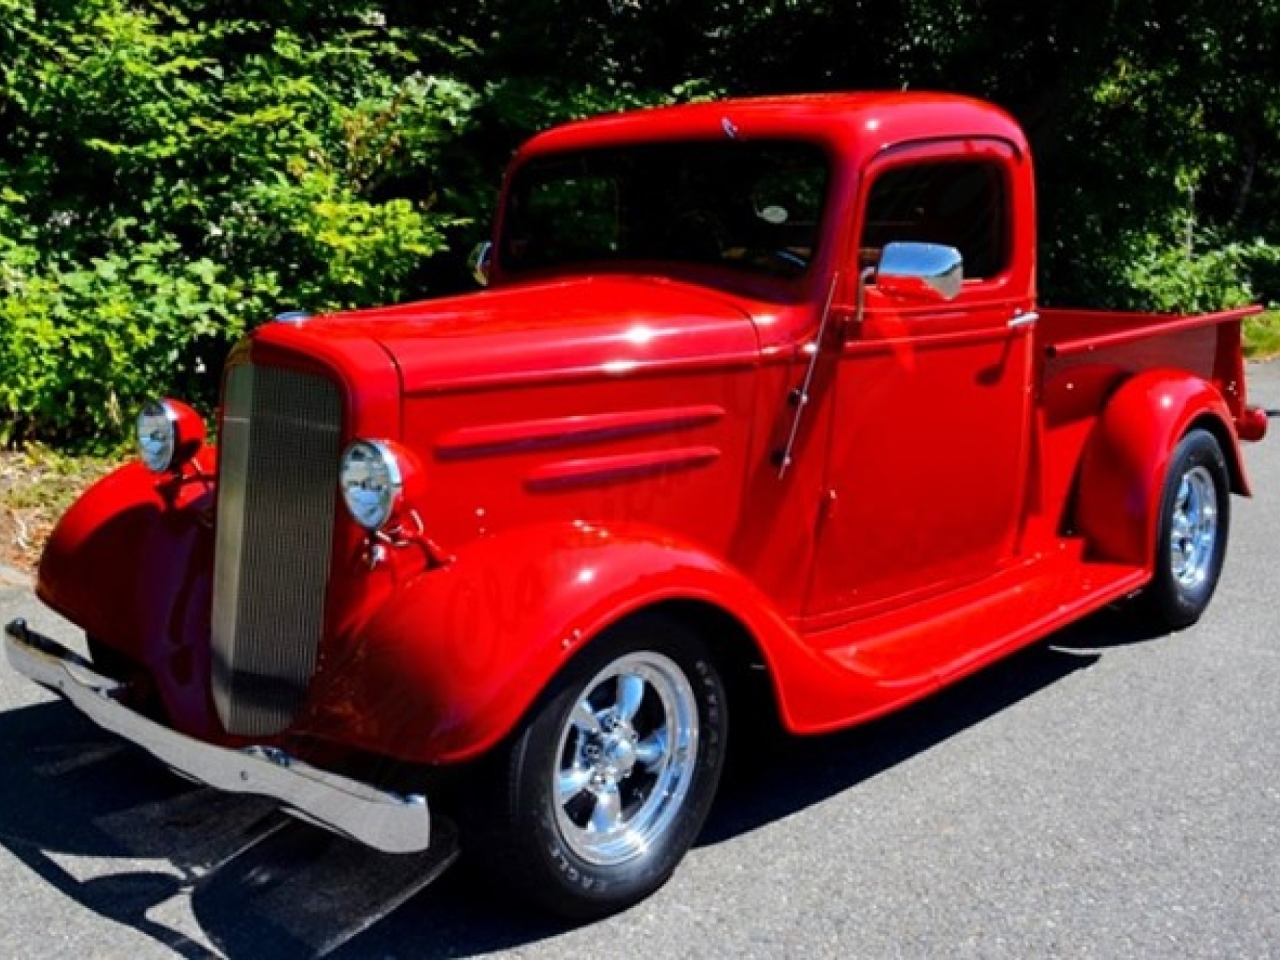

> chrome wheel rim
[1170,465,1218,590]
[552,651,699,866]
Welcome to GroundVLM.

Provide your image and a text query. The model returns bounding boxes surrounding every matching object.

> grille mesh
[211,364,343,736]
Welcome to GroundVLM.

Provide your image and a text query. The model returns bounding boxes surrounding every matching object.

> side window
[861,161,1009,281]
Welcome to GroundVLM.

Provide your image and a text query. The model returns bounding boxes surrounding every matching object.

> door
[806,140,1036,618]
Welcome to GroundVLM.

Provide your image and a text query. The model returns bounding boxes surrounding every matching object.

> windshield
[500,140,830,280]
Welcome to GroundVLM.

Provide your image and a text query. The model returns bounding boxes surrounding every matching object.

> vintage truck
[5,92,1270,919]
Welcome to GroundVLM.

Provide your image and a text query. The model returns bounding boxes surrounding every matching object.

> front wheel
[1140,428,1231,630]
[469,616,727,920]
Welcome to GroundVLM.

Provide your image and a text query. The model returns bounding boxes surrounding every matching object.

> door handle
[1008,311,1039,329]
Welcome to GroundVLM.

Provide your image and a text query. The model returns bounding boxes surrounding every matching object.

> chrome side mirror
[470,241,494,287]
[874,242,963,302]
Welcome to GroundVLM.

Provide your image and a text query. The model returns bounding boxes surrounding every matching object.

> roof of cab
[517,92,1027,160]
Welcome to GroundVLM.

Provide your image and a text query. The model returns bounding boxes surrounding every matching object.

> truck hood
[306,275,763,394]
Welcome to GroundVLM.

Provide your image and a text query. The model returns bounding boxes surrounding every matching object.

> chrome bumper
[4,618,431,855]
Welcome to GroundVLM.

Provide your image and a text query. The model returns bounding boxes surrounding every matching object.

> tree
[2,0,1277,445]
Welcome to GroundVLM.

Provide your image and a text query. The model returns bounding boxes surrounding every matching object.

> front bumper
[4,618,432,854]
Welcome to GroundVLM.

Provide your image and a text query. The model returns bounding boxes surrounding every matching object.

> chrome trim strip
[212,363,254,728]
[4,619,431,855]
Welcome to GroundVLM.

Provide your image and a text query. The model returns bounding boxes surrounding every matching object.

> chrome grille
[211,364,343,736]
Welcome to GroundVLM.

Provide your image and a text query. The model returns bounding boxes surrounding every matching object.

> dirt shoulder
[0,449,120,574]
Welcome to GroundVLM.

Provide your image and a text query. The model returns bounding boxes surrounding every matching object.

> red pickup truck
[6,92,1269,919]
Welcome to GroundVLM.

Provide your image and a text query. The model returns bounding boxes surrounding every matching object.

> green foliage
[1125,234,1280,314]
[0,1,475,446]
[3,0,1280,446]
[0,239,257,448]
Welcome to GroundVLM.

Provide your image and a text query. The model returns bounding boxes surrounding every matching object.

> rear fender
[302,522,804,764]
[36,454,219,735]
[1074,370,1248,568]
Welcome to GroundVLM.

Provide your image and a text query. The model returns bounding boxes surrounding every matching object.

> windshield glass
[500,140,830,280]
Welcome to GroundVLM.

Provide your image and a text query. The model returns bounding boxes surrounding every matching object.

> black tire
[1140,428,1231,630]
[87,635,133,680]
[468,615,727,920]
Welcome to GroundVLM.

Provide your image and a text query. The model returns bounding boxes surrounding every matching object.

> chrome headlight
[136,399,206,474]
[339,440,404,531]
[137,401,178,473]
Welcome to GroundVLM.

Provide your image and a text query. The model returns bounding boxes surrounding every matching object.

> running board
[815,547,1149,689]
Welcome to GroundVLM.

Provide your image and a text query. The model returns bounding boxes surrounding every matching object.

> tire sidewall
[506,617,727,919]
[1151,429,1230,628]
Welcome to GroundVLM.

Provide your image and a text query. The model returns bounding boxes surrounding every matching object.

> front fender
[36,453,219,736]
[1074,369,1248,568]
[300,522,799,765]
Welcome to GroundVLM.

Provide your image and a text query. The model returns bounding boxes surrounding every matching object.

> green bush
[3,0,1280,447]
[1125,233,1280,315]
[0,236,262,448]
[0,2,474,447]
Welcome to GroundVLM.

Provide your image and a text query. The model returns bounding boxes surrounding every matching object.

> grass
[1244,310,1280,360]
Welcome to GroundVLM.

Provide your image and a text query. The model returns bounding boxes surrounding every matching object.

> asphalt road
[2,363,1277,960]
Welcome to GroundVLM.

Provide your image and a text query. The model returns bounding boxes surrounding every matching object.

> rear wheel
[469,616,727,920]
[1141,428,1231,630]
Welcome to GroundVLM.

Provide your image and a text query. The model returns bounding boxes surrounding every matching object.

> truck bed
[1040,305,1257,378]
[1038,305,1259,422]
[1031,304,1261,556]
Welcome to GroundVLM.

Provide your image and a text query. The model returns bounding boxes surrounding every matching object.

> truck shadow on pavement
[0,608,1163,959]
[701,607,1164,847]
